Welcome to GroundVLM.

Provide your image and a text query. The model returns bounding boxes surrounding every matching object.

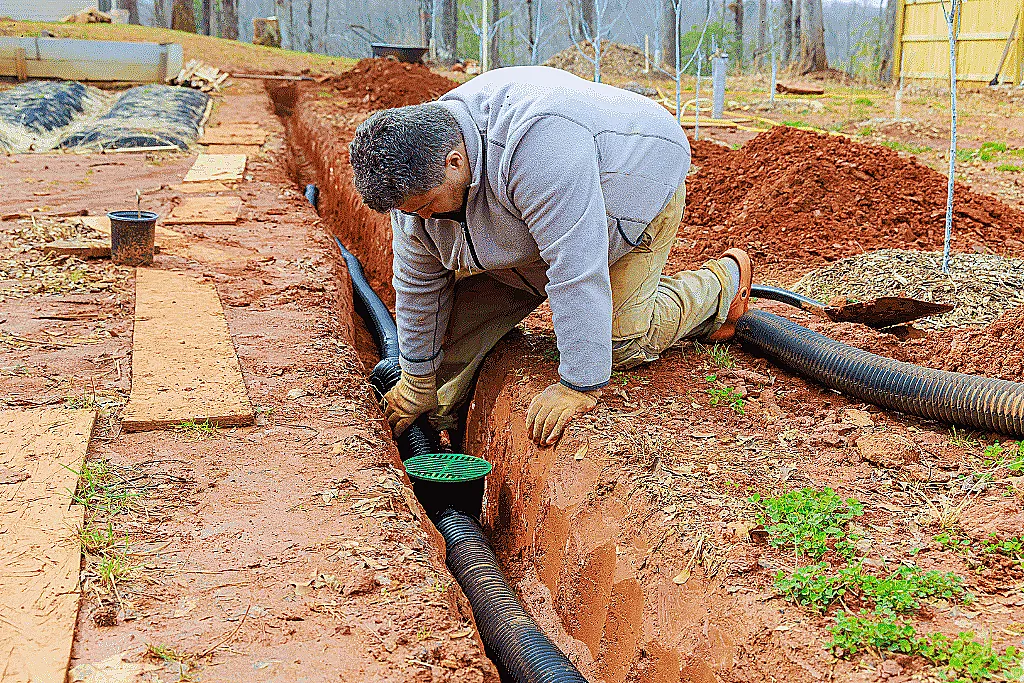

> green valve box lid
[404,452,492,483]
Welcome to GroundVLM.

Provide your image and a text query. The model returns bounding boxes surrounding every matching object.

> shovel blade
[824,296,954,328]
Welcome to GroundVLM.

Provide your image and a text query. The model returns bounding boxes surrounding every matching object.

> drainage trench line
[309,187,589,683]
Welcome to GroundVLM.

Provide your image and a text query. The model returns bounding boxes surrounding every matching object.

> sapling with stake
[940,0,963,274]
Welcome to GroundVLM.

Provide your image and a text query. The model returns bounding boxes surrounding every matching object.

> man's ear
[445,148,464,170]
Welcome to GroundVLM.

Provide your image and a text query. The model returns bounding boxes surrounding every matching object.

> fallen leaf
[573,442,588,461]
[286,388,308,400]
[449,627,473,639]
[672,569,690,585]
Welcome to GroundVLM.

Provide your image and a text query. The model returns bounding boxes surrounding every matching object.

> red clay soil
[330,58,459,112]
[682,127,1024,267]
[283,74,1024,683]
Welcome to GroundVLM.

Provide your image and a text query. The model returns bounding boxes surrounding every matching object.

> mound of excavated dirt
[940,306,1024,380]
[682,127,1024,264]
[332,58,458,111]
[545,41,650,82]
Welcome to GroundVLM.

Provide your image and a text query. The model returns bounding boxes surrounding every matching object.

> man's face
[397,144,472,220]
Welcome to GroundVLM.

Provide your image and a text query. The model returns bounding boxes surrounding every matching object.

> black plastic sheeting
[736,309,1024,437]
[59,84,209,151]
[0,81,92,133]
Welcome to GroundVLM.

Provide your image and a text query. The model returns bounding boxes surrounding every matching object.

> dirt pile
[682,127,1024,265]
[940,306,1024,380]
[545,41,650,82]
[332,58,458,111]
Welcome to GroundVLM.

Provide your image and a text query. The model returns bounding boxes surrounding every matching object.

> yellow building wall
[894,0,1024,83]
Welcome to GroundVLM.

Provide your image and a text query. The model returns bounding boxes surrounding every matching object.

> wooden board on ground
[199,123,267,146]
[182,153,247,183]
[164,196,243,225]
[169,180,231,194]
[42,239,111,259]
[121,269,254,431]
[0,408,96,683]
[201,144,263,156]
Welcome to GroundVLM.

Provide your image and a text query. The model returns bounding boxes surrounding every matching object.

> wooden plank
[0,408,96,683]
[121,269,254,431]
[164,196,243,225]
[201,144,264,156]
[182,154,247,183]
[168,181,231,194]
[42,239,111,259]
[199,124,268,146]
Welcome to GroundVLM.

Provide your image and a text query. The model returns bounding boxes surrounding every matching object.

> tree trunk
[437,0,457,65]
[120,0,139,23]
[878,0,899,83]
[793,0,801,63]
[526,0,536,64]
[756,0,767,68]
[222,0,237,38]
[201,0,212,35]
[798,0,828,73]
[306,0,314,52]
[580,0,595,40]
[170,0,197,32]
[731,0,743,68]
[780,0,792,63]
[419,0,431,49]
[489,0,500,68]
[153,0,166,26]
[322,0,329,53]
[660,0,675,69]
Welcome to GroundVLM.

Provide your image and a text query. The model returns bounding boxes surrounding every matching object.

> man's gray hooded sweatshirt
[393,66,691,391]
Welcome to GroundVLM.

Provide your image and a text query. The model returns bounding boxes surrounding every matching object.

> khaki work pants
[430,181,730,429]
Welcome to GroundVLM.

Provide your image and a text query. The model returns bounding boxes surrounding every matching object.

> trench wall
[287,85,813,683]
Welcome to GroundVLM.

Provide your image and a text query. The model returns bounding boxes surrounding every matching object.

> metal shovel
[751,284,954,329]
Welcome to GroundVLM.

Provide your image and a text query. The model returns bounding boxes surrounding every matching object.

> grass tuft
[174,419,219,439]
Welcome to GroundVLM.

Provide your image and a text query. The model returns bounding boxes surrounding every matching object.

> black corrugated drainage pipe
[735,309,1024,437]
[319,205,587,682]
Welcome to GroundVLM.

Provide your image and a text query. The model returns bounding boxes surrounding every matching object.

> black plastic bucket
[108,210,157,266]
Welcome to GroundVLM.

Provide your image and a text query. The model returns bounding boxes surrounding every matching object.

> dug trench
[274,61,1024,683]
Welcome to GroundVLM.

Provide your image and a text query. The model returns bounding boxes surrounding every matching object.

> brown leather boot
[707,248,752,342]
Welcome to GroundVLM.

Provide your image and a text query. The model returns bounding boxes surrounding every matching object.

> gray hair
[349,104,462,214]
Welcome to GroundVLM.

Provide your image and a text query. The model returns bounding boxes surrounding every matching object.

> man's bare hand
[526,382,600,446]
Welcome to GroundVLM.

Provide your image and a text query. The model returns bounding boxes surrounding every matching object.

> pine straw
[792,249,1024,330]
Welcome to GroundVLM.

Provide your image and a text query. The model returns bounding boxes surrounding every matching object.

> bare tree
[202,0,212,35]
[437,0,458,65]
[756,0,767,68]
[731,0,743,67]
[515,0,557,65]
[490,0,501,68]
[565,0,630,82]
[222,0,238,39]
[660,0,675,69]
[798,0,827,73]
[877,0,899,83]
[171,0,197,32]
[780,0,792,62]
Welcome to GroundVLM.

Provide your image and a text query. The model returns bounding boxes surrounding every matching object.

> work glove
[526,382,600,446]
[382,371,438,437]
